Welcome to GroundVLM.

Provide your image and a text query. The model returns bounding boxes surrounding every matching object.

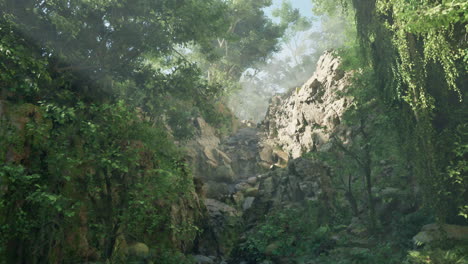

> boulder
[205,199,238,218]
[205,182,230,199]
[127,242,149,259]
[413,223,468,245]
[259,146,274,164]
[232,192,245,207]
[235,182,251,192]
[258,161,273,170]
[215,148,232,164]
[264,241,281,256]
[247,176,258,185]
[200,199,241,256]
[213,165,236,183]
[203,147,218,166]
[258,158,332,205]
[193,255,214,264]
[273,149,289,168]
[243,197,255,211]
[244,187,259,197]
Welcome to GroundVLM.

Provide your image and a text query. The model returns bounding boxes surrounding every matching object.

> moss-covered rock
[127,242,149,259]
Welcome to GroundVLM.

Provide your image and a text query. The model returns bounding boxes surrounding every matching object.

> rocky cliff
[262,51,352,158]
[186,51,468,264]
[185,52,353,263]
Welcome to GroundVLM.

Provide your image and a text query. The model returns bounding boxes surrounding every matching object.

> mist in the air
[228,0,353,122]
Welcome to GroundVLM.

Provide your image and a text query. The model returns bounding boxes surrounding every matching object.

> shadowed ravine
[1,1,466,263]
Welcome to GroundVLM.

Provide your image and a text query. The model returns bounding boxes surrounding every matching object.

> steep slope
[188,52,353,263]
[262,51,352,158]
[189,51,468,264]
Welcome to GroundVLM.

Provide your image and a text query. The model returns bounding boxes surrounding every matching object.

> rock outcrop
[413,223,468,245]
[256,158,333,206]
[262,51,352,158]
[187,52,353,262]
[185,118,290,202]
[185,117,237,199]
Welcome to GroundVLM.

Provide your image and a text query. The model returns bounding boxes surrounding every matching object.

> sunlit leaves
[376,0,465,104]
[0,23,51,98]
[2,0,228,86]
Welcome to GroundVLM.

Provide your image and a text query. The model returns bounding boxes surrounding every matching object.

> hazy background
[227,0,339,122]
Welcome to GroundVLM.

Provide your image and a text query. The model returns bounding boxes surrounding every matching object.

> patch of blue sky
[264,0,316,23]
[264,0,322,63]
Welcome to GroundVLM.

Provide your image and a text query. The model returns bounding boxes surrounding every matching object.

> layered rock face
[186,51,353,202]
[186,51,352,197]
[185,118,260,199]
[262,51,352,158]
[186,120,277,257]
[186,52,353,262]
[186,119,289,200]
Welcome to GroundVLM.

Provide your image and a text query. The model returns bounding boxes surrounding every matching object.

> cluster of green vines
[346,0,467,223]
[377,0,466,106]
[302,1,466,263]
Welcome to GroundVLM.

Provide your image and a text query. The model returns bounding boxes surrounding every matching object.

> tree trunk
[345,174,359,216]
[360,118,376,232]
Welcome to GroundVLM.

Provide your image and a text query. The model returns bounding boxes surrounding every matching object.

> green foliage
[1,0,227,83]
[193,0,286,88]
[0,165,74,241]
[315,66,409,231]
[376,0,466,101]
[314,243,402,264]
[330,0,468,224]
[0,97,198,262]
[0,0,248,261]
[228,0,318,121]
[0,21,52,99]
[239,203,334,263]
[438,123,468,222]
[302,0,467,263]
[199,101,239,137]
[233,1,467,263]
[154,250,195,264]
[404,243,468,264]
